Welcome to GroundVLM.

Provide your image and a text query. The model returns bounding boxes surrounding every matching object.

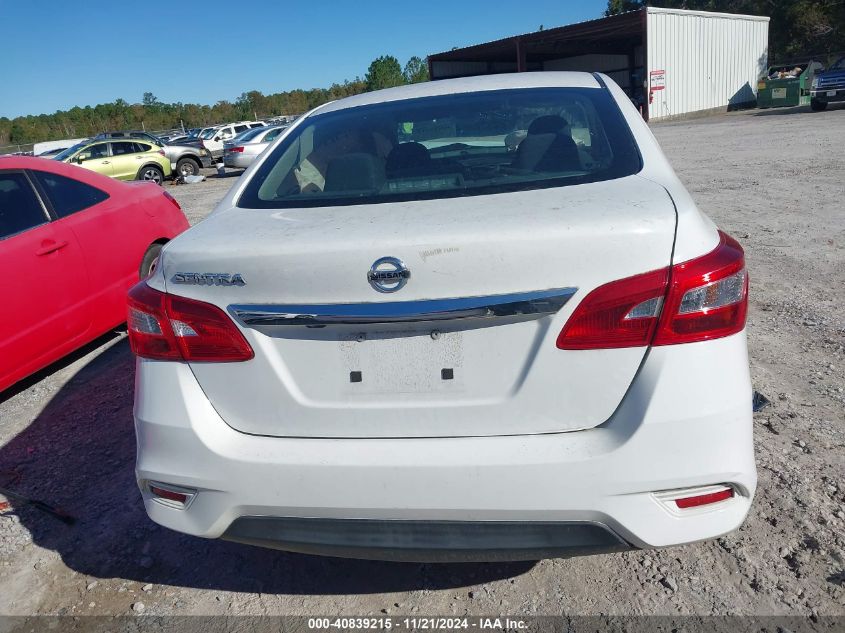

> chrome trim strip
[230,288,577,327]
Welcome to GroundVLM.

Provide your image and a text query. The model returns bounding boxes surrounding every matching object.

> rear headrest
[527,115,569,135]
[386,142,431,173]
[324,153,385,192]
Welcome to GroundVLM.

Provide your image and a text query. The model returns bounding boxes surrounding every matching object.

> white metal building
[428,7,770,121]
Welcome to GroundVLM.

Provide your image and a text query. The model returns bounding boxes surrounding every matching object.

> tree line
[605,0,845,63]
[0,55,429,149]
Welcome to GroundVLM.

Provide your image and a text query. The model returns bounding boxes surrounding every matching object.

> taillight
[158,149,166,156]
[556,268,669,349]
[127,282,253,362]
[229,146,244,153]
[557,231,748,350]
[162,190,181,210]
[652,231,748,345]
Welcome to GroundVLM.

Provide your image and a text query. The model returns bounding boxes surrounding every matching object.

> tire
[811,99,827,111]
[137,165,164,185]
[175,157,200,178]
[139,243,163,279]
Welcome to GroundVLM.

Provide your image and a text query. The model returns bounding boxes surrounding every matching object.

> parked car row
[92,131,213,177]
[196,121,266,159]
[223,124,288,169]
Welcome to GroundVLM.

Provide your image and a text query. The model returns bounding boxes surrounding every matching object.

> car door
[75,142,114,177]
[0,170,89,391]
[109,141,142,180]
[30,167,132,336]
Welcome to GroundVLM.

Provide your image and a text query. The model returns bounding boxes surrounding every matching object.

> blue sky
[1,0,606,119]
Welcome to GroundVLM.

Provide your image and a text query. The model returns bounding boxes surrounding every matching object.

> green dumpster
[757,61,824,108]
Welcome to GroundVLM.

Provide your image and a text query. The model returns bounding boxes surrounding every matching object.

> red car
[0,156,189,393]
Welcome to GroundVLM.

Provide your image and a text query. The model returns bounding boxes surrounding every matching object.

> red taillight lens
[556,268,669,349]
[229,146,244,153]
[127,282,253,362]
[127,282,179,359]
[158,149,166,156]
[557,231,748,350]
[149,485,189,504]
[674,487,734,509]
[652,231,748,345]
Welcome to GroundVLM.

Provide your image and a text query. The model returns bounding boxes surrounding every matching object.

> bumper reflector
[674,487,734,509]
[148,483,195,507]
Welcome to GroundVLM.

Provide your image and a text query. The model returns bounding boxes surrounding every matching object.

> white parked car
[200,121,265,159]
[129,72,755,562]
[223,125,288,169]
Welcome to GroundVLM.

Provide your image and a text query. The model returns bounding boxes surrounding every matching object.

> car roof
[98,131,154,136]
[317,72,602,115]
[0,155,129,191]
[86,138,155,145]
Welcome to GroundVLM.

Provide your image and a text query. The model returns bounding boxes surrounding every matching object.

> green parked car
[53,139,172,184]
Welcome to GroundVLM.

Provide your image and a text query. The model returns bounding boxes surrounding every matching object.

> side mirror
[214,136,221,142]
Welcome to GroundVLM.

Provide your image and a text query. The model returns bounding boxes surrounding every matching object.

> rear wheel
[176,157,200,178]
[138,165,164,185]
[139,243,164,279]
[811,98,827,111]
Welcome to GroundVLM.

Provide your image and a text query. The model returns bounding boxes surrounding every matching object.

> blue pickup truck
[811,57,845,111]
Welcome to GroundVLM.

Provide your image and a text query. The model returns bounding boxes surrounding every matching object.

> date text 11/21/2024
[307,617,528,630]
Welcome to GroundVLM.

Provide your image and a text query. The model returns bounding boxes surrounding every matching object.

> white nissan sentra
[129,72,756,562]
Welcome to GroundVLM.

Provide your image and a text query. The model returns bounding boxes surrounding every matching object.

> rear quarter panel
[599,73,719,264]
[59,178,187,333]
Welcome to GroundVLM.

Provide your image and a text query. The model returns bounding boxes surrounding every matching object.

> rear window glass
[264,127,285,142]
[111,142,136,156]
[238,87,641,209]
[32,171,109,217]
[236,127,267,143]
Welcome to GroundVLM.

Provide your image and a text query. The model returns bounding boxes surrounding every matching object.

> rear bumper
[134,332,757,560]
[223,517,630,562]
[223,153,254,169]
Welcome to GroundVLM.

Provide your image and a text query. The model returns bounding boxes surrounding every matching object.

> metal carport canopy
[427,10,645,77]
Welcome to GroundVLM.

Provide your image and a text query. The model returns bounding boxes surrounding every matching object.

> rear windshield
[234,127,266,143]
[238,87,641,209]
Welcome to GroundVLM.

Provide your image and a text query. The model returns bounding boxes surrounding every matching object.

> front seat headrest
[324,153,385,192]
[527,115,569,135]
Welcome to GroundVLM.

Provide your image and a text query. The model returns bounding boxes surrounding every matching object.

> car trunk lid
[160,175,676,438]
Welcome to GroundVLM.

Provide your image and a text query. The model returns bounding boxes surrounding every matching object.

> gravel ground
[0,105,843,619]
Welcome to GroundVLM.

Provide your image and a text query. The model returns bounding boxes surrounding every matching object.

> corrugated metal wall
[647,8,769,120]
